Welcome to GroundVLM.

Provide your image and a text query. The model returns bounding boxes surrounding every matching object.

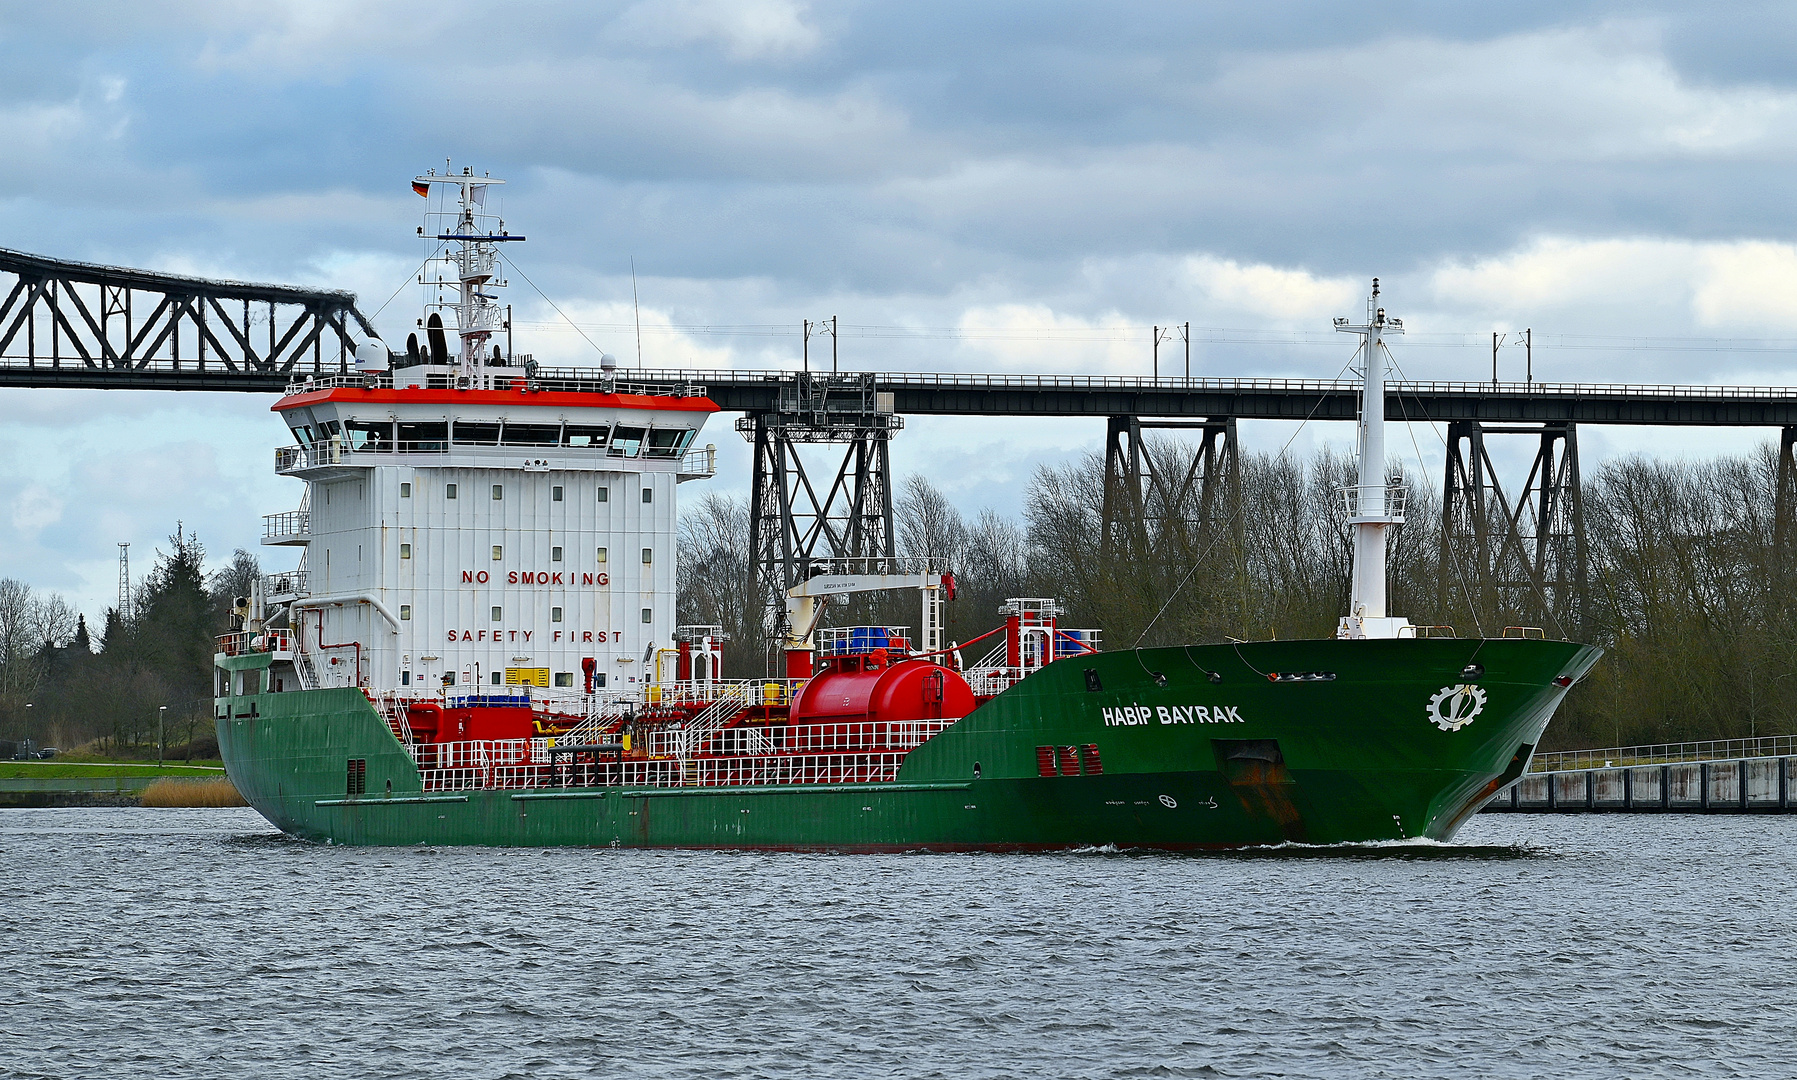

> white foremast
[1334,279,1411,640]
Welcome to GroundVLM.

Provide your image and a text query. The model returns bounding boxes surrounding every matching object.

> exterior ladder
[677,692,750,758]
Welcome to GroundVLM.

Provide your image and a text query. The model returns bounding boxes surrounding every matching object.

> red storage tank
[789,652,975,725]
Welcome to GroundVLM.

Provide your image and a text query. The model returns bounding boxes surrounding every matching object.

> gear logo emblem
[1427,684,1487,732]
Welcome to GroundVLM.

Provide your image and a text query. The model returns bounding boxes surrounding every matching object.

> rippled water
[5,809,1796,1079]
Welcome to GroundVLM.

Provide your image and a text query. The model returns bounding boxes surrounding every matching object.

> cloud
[513,297,738,369]
[1427,235,1797,333]
[613,0,822,60]
[1178,257,1360,324]
[10,484,64,538]
[14,4,1797,614]
[1212,21,1797,163]
[948,304,1140,374]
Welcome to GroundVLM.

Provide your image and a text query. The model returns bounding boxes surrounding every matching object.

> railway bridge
[6,245,1797,641]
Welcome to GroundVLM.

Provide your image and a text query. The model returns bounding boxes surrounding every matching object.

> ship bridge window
[320,420,342,441]
[453,421,501,445]
[645,428,693,458]
[501,423,561,446]
[292,424,315,447]
[345,420,392,451]
[397,421,448,451]
[609,426,645,457]
[564,424,610,448]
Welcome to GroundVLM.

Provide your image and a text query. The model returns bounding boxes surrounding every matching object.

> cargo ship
[213,168,1600,849]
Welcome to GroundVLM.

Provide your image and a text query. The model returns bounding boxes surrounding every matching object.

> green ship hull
[215,638,1598,850]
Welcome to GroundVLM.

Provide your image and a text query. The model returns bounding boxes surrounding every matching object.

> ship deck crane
[782,558,953,677]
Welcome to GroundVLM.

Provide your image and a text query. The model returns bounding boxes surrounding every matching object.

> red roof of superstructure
[272,385,721,413]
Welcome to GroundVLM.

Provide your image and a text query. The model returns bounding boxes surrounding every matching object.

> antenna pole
[832,315,838,374]
[631,258,642,367]
[1526,327,1532,383]
[802,319,811,373]
[1492,331,1498,384]
[1184,322,1191,379]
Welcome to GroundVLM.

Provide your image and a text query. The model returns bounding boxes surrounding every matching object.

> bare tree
[27,593,77,650]
[896,473,969,568]
[676,491,759,673]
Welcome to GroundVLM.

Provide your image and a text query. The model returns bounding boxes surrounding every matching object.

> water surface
[5,810,1794,1078]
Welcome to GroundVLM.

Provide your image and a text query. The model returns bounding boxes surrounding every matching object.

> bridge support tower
[1099,415,1245,638]
[1440,420,1588,639]
[741,373,902,669]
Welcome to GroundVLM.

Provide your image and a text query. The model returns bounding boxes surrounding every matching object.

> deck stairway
[554,699,633,747]
[676,692,752,758]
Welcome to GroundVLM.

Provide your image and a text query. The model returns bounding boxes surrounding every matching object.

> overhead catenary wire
[1385,343,1486,638]
[1131,347,1363,648]
[496,251,610,360]
[1385,342,1571,638]
[488,319,1797,354]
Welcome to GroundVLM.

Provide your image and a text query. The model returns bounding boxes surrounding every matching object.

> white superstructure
[256,169,719,697]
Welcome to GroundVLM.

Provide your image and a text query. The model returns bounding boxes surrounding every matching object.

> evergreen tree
[135,525,216,709]
[99,607,126,654]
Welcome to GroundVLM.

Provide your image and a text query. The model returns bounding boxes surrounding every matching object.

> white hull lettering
[1103,704,1245,727]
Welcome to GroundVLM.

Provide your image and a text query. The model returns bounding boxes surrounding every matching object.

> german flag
[412,180,431,198]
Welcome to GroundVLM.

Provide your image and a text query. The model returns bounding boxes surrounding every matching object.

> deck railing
[216,629,292,657]
[283,370,707,398]
[275,439,713,474]
[262,569,309,598]
[262,510,309,539]
[1531,735,1797,773]
[412,737,917,792]
[640,717,952,759]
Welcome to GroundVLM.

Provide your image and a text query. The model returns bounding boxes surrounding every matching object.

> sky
[7,1,1797,619]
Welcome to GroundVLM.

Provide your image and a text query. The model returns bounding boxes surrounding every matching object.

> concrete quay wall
[1485,757,1796,813]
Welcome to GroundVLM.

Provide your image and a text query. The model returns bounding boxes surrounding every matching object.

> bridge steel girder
[0,247,377,387]
[1440,420,1588,640]
[696,379,1797,427]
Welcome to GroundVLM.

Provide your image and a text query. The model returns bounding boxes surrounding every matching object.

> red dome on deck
[789,655,975,725]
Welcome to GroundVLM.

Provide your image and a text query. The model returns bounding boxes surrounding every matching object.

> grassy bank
[0,760,244,808]
[139,777,247,808]
[0,761,224,780]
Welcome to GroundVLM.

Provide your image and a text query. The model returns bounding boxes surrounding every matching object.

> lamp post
[158,705,167,765]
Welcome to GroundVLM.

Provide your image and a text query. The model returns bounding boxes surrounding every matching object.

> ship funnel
[354,340,390,373]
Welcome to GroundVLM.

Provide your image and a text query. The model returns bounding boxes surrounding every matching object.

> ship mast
[1333,279,1409,640]
[414,163,524,384]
